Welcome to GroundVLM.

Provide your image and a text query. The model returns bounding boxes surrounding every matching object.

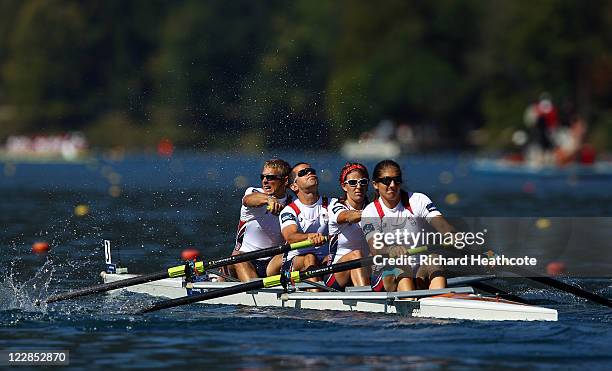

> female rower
[360,159,455,292]
[324,163,371,290]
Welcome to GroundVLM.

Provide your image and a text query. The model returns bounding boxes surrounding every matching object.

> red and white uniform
[360,192,442,244]
[327,198,368,264]
[235,187,290,260]
[279,196,329,261]
[360,192,443,291]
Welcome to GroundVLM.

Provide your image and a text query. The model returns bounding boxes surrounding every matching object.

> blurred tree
[3,0,90,130]
[0,0,609,150]
[241,0,336,149]
[470,0,612,147]
[150,0,275,149]
[326,0,482,148]
[2,0,168,136]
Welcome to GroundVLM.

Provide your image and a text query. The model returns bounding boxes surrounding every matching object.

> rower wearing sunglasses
[279,163,329,282]
[324,163,371,290]
[361,159,455,292]
[231,159,292,281]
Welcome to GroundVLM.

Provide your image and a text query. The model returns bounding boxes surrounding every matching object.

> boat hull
[101,272,558,321]
[472,159,612,178]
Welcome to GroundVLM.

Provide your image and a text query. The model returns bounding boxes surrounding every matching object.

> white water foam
[0,259,54,312]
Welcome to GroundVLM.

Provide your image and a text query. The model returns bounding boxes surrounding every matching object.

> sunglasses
[344,178,369,187]
[296,167,317,178]
[260,174,283,181]
[374,176,402,186]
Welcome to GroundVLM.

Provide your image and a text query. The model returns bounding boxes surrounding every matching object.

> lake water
[1,152,611,369]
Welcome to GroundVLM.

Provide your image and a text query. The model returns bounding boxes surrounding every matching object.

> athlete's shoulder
[329,198,348,215]
[361,201,378,217]
[409,192,440,215]
[243,186,263,197]
[279,202,298,225]
[409,191,430,200]
[281,201,298,214]
[360,202,379,236]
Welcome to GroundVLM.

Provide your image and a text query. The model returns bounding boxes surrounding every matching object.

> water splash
[0,258,54,312]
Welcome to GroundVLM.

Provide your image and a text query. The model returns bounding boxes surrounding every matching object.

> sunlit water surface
[1,153,611,369]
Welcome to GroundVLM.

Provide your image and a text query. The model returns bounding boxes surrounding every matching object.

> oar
[471,249,612,307]
[470,281,530,304]
[441,246,612,308]
[499,265,612,308]
[139,256,375,314]
[44,239,317,304]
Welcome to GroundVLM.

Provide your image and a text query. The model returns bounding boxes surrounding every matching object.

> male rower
[232,159,292,281]
[279,163,328,281]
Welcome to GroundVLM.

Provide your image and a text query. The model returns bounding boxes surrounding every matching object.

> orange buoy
[546,261,566,276]
[32,241,50,254]
[157,138,174,157]
[181,248,200,261]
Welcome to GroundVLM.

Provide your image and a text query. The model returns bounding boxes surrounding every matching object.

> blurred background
[0,0,610,155]
[1,0,612,272]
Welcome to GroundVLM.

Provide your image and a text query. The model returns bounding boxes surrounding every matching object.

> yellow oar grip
[408,246,428,255]
[195,261,204,274]
[289,236,327,250]
[167,261,204,278]
[167,265,185,278]
[263,271,301,288]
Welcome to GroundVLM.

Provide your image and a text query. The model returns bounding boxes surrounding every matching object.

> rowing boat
[472,158,612,178]
[100,271,558,321]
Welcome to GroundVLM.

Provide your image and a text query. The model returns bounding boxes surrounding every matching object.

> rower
[324,162,371,290]
[279,163,328,284]
[231,159,292,282]
[360,159,455,292]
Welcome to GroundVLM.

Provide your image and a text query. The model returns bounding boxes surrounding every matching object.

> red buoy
[522,181,536,194]
[32,241,50,254]
[157,138,174,157]
[546,261,566,276]
[181,248,200,261]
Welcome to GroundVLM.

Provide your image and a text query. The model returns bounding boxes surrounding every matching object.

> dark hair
[372,159,402,180]
[263,158,291,178]
[289,162,310,183]
[372,159,404,199]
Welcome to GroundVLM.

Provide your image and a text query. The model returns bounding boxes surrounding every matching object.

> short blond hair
[263,159,291,178]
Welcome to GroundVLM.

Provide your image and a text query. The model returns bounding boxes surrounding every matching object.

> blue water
[1,152,612,369]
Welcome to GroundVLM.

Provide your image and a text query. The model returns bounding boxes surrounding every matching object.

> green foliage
[0,0,610,149]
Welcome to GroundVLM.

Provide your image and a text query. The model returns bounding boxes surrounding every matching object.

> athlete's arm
[243,192,269,207]
[337,210,362,224]
[243,193,283,214]
[281,225,326,246]
[430,216,455,234]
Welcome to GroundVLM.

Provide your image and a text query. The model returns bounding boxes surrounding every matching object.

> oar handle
[289,237,327,250]
[167,238,320,278]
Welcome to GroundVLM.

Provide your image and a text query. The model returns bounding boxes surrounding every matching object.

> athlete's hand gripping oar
[44,239,319,304]
[138,255,374,314]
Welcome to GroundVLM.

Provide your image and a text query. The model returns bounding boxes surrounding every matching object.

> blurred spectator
[524,93,560,165]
